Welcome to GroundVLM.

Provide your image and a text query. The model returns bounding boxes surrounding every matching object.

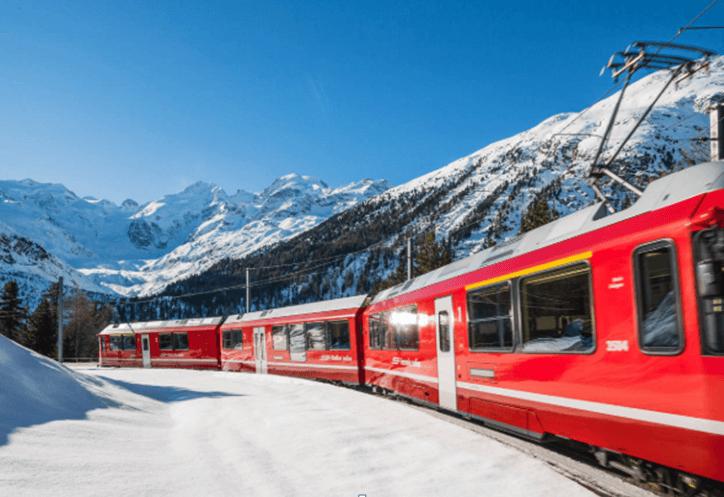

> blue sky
[1,0,721,205]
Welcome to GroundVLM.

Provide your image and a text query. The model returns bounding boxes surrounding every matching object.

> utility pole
[711,104,723,161]
[246,268,250,313]
[407,237,412,281]
[57,276,63,363]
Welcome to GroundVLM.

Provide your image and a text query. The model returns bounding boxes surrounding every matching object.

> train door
[435,296,457,411]
[254,327,267,374]
[141,334,151,368]
[98,336,104,365]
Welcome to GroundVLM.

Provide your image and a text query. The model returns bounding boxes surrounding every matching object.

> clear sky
[1,0,721,205]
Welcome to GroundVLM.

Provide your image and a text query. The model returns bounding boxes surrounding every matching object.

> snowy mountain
[0,174,391,300]
[5,54,724,314]
[160,55,724,317]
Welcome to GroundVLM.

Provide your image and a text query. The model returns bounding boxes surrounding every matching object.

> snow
[0,335,595,497]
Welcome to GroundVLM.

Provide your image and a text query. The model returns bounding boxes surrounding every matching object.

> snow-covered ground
[0,336,595,497]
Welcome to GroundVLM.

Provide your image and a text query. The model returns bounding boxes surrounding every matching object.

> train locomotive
[99,161,724,489]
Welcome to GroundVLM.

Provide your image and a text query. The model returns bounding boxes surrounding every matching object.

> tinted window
[636,244,681,352]
[468,283,513,350]
[306,322,327,350]
[289,323,306,361]
[369,314,384,349]
[328,320,350,350]
[393,305,419,350]
[123,335,136,350]
[233,330,243,350]
[438,311,451,352]
[222,330,233,350]
[272,325,288,350]
[159,333,173,350]
[174,333,189,351]
[110,335,122,351]
[521,263,594,353]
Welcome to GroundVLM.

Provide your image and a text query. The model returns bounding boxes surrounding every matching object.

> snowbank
[0,335,112,445]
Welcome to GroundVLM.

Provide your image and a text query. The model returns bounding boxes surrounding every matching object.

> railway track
[340,382,720,497]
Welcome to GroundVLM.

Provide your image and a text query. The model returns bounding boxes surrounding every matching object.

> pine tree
[0,281,25,342]
[25,299,57,357]
[519,198,560,235]
[416,230,452,276]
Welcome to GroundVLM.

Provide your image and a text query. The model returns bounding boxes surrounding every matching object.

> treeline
[0,280,114,360]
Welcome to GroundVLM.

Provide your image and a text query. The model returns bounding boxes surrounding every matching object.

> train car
[362,161,724,485]
[98,322,142,367]
[98,317,223,369]
[220,295,367,383]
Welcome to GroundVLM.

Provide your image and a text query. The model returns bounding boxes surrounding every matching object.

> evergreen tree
[519,198,560,235]
[0,281,25,342]
[25,298,57,357]
[416,230,452,276]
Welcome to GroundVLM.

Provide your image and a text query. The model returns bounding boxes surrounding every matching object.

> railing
[60,357,98,363]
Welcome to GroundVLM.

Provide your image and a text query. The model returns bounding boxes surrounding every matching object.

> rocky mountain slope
[154,55,724,318]
[0,174,391,304]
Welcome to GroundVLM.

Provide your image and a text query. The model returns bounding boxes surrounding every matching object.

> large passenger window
[368,306,419,351]
[222,330,243,350]
[635,242,682,353]
[159,333,173,350]
[520,263,594,353]
[467,283,513,350]
[394,305,419,350]
[110,335,122,351]
[289,323,306,361]
[272,325,288,351]
[327,321,350,350]
[123,334,137,351]
[306,322,327,350]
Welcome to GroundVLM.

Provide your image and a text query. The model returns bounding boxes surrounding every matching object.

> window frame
[326,320,351,351]
[633,239,684,356]
[466,280,515,353]
[158,332,189,351]
[516,260,597,355]
[368,305,419,351]
[272,325,289,351]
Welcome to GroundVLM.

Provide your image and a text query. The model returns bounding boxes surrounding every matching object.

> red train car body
[220,295,367,383]
[99,317,223,369]
[362,161,724,483]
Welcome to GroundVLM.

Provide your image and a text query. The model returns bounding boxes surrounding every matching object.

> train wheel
[675,472,701,497]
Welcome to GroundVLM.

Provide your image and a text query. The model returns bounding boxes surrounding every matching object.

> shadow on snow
[96,376,243,403]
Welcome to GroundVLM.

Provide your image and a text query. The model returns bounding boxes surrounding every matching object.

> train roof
[98,316,224,335]
[224,294,369,325]
[372,161,724,305]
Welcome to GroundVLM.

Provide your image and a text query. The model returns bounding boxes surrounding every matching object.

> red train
[98,317,223,369]
[99,161,724,489]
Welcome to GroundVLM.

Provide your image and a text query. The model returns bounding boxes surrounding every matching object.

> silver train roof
[225,294,369,325]
[98,316,224,335]
[372,161,724,305]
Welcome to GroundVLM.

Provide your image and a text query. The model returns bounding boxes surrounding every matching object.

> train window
[635,242,683,354]
[694,228,724,355]
[328,321,350,350]
[369,313,385,349]
[272,325,288,350]
[159,333,173,350]
[223,330,244,350]
[110,335,122,351]
[438,311,451,352]
[289,323,306,361]
[394,305,419,350]
[233,330,243,350]
[520,263,594,354]
[467,283,513,351]
[306,322,327,350]
[173,333,189,351]
[123,334,137,351]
